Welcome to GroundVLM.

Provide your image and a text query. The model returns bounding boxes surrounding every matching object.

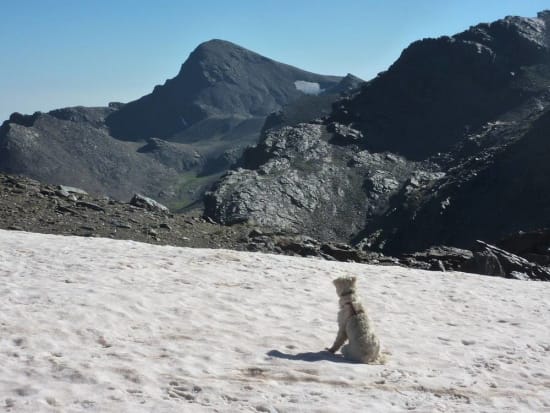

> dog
[326,275,381,363]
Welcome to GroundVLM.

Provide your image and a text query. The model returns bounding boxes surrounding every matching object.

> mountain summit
[106,39,342,141]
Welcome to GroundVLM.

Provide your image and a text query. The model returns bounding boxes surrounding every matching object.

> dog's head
[333,275,357,296]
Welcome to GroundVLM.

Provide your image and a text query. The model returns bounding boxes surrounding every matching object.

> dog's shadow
[267,349,358,364]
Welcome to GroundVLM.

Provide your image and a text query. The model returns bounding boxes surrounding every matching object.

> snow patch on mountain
[294,80,322,95]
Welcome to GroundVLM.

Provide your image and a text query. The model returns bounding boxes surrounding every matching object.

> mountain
[205,11,550,254]
[0,40,354,207]
[106,39,343,142]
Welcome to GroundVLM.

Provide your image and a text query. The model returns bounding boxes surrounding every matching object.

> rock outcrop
[204,123,418,242]
[333,11,550,160]
[463,241,550,281]
[496,228,550,266]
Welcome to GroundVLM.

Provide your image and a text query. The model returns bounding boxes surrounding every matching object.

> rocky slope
[205,11,550,257]
[0,40,354,208]
[0,172,401,267]
[204,122,420,242]
[0,108,189,201]
[3,171,548,280]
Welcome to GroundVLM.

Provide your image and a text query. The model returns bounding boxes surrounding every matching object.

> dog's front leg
[327,325,347,353]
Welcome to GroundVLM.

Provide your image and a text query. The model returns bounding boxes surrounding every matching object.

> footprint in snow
[166,381,202,402]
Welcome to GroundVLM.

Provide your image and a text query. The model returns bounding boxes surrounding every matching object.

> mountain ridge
[0,40,356,207]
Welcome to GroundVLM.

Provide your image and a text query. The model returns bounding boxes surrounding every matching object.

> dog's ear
[350,276,357,285]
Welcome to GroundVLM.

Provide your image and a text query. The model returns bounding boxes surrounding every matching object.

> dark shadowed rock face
[366,103,550,254]
[333,11,550,160]
[497,228,550,266]
[105,39,343,141]
[262,74,364,133]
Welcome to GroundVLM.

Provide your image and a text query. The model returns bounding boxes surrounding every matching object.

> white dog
[327,275,382,363]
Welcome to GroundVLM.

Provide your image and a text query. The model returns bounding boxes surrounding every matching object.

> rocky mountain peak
[105,39,342,141]
[454,12,550,66]
[0,39,350,208]
[172,39,269,87]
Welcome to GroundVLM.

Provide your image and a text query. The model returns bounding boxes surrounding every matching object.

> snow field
[0,230,549,412]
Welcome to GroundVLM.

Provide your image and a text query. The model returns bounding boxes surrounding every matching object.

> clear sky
[0,0,548,122]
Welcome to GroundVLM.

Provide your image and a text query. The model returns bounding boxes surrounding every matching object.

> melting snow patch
[294,80,322,95]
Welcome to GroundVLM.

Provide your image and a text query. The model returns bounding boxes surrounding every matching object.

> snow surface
[0,229,549,412]
[294,81,322,95]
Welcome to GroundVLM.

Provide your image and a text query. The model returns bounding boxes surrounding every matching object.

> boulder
[327,122,364,146]
[404,246,474,271]
[58,185,88,195]
[320,243,366,262]
[462,240,550,281]
[129,194,169,213]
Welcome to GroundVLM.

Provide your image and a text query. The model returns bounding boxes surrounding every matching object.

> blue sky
[0,1,548,121]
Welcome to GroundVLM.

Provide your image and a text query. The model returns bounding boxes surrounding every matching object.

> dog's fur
[327,275,381,363]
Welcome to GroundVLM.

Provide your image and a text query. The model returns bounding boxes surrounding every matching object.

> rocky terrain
[0,172,396,263]
[0,40,357,209]
[2,172,548,280]
[205,11,550,265]
[204,122,421,241]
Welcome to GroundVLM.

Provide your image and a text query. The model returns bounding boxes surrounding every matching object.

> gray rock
[76,201,105,212]
[320,243,366,262]
[129,194,169,213]
[111,220,132,229]
[248,228,264,238]
[462,241,550,281]
[58,185,88,195]
[204,123,417,242]
[55,189,70,198]
[404,246,474,271]
[327,122,364,145]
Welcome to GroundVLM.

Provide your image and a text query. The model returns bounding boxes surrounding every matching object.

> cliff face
[365,102,550,253]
